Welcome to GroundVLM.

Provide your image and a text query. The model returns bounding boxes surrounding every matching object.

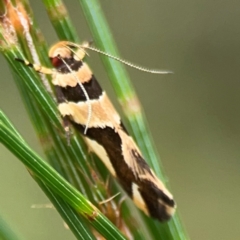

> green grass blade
[33,178,95,240]
[0,216,23,240]
[0,117,127,240]
[43,0,79,42]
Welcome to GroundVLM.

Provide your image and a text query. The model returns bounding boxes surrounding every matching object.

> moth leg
[15,58,53,75]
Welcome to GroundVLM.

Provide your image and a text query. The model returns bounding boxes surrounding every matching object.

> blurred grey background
[1,0,240,239]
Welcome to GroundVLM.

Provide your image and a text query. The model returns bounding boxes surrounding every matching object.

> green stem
[0,119,126,240]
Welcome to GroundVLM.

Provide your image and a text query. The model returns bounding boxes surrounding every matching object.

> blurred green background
[1,0,240,239]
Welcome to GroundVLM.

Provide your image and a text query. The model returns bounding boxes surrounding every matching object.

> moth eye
[50,55,63,68]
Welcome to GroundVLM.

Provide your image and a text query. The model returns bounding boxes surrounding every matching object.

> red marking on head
[50,56,63,68]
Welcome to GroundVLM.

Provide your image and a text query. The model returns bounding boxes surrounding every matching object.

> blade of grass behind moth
[0,215,24,240]
[42,0,79,42]
[77,0,187,239]
[0,119,127,240]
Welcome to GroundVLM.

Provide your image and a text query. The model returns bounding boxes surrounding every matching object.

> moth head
[48,41,88,68]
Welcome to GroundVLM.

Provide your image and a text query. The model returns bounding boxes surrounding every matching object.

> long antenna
[67,42,173,74]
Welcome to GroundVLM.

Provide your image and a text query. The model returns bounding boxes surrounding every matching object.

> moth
[16,41,176,221]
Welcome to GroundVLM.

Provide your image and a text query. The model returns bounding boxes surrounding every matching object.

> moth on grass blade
[16,41,176,222]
